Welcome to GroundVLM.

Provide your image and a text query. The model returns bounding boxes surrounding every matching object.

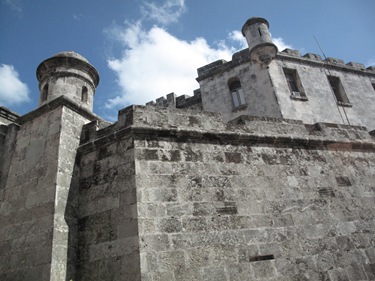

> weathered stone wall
[197,50,282,123]
[137,141,375,280]
[0,99,92,280]
[2,101,374,280]
[76,120,141,280]
[0,107,61,280]
[0,106,19,126]
[271,50,375,131]
[77,105,375,280]
[196,49,375,131]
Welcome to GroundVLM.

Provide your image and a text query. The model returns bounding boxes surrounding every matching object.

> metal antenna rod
[313,35,350,125]
[314,35,328,60]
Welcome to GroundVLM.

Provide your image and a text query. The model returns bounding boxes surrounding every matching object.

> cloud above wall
[0,64,30,106]
[104,0,294,111]
[105,23,238,109]
[366,58,375,67]
[3,0,23,13]
[140,0,186,25]
[273,37,293,52]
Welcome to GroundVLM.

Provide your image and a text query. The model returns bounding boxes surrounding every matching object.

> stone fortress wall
[75,105,375,280]
[1,16,375,281]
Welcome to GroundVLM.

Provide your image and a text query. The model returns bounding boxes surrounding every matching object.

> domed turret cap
[36,51,99,88]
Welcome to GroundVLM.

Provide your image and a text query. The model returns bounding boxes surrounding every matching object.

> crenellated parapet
[279,48,372,72]
[146,92,177,107]
[0,106,20,125]
[197,47,375,81]
[78,105,375,153]
[146,89,202,109]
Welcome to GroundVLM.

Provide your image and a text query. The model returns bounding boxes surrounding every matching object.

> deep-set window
[283,68,307,100]
[327,76,351,106]
[41,84,48,102]
[229,80,246,108]
[81,86,88,103]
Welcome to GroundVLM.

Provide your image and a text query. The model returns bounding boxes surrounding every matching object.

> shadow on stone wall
[64,156,81,281]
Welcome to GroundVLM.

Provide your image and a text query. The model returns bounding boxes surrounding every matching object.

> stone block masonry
[77,105,375,280]
[0,97,97,281]
[2,21,375,279]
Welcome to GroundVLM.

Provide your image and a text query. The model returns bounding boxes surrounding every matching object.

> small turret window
[229,80,246,108]
[81,86,88,103]
[41,84,48,102]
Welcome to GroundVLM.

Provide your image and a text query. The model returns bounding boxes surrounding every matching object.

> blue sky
[1,0,374,121]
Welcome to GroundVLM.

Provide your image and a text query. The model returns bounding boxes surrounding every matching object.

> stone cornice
[77,123,375,155]
[16,95,101,125]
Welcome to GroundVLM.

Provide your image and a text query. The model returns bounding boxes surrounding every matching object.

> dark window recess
[372,83,375,91]
[285,73,298,92]
[81,86,88,103]
[41,84,48,102]
[229,80,246,108]
[327,76,351,107]
[258,27,262,36]
[283,68,308,101]
[249,254,275,262]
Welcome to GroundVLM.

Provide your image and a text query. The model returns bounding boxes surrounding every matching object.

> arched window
[229,80,246,108]
[41,84,48,102]
[81,86,88,103]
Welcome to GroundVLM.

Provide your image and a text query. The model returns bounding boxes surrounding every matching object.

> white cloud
[366,58,375,67]
[272,37,293,52]
[141,0,186,25]
[3,0,22,13]
[227,30,248,50]
[105,23,237,110]
[104,14,294,111]
[73,13,85,21]
[0,64,30,106]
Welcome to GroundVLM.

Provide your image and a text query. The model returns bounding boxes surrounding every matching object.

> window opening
[285,73,299,92]
[258,27,262,36]
[327,76,350,105]
[81,86,88,103]
[229,80,246,108]
[41,84,48,102]
[283,68,307,100]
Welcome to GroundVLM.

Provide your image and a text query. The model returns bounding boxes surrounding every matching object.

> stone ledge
[81,106,375,150]
[78,123,375,155]
[16,95,102,125]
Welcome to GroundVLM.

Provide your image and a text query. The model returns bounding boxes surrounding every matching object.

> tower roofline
[241,17,269,36]
[36,51,99,87]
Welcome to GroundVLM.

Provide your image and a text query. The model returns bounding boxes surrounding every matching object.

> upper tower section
[242,17,278,65]
[36,51,99,112]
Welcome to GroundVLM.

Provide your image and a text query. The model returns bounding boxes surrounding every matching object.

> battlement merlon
[145,90,202,109]
[0,106,20,125]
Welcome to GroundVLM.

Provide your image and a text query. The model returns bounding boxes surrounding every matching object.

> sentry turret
[242,17,278,65]
[36,51,99,112]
